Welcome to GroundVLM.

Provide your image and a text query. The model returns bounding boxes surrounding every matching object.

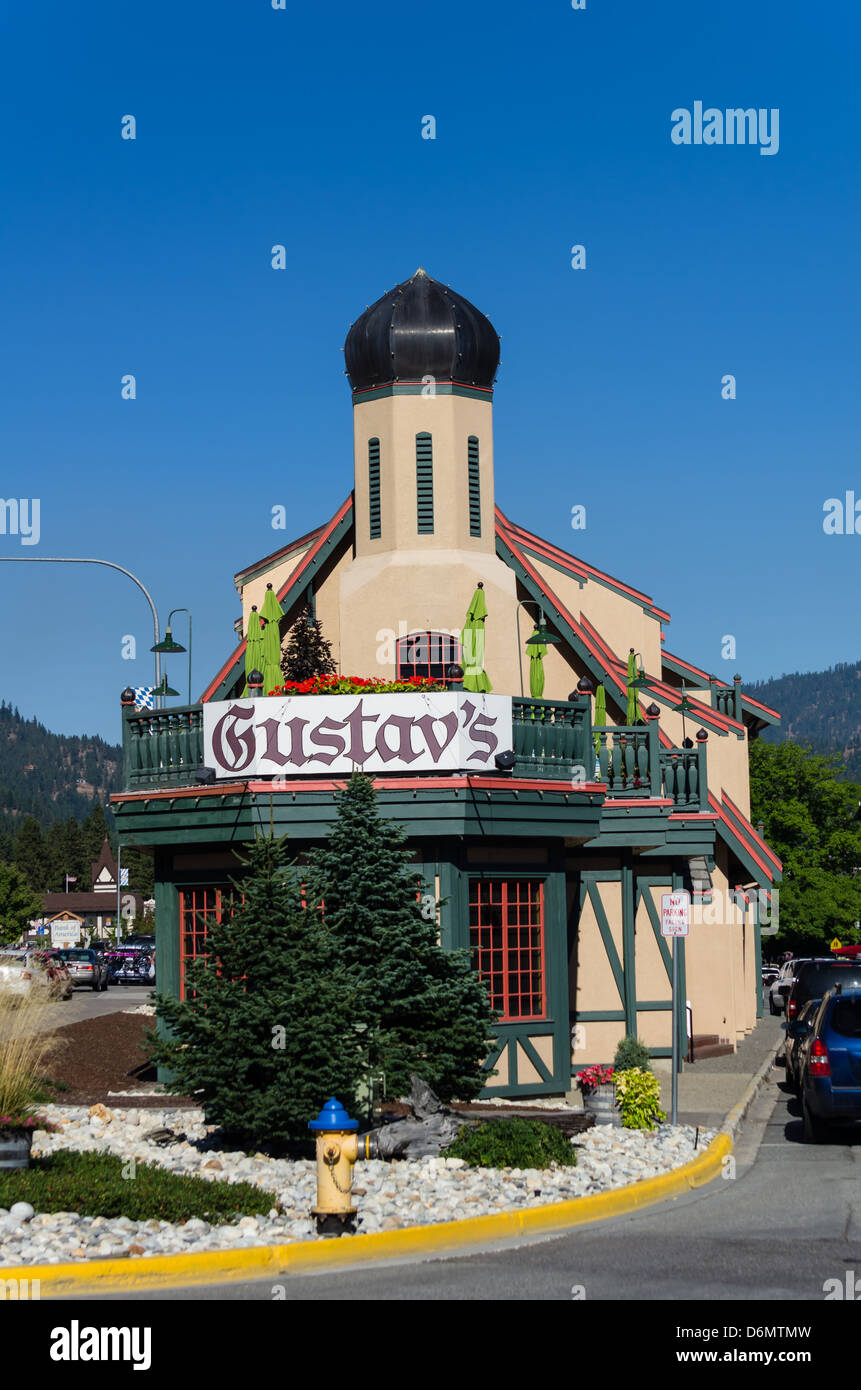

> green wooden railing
[595,724,660,795]
[712,678,742,722]
[511,695,592,780]
[123,704,204,789]
[595,724,706,809]
[658,743,707,809]
[120,695,706,809]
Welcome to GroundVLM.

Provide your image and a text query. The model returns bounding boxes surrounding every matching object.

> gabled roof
[497,510,671,622]
[662,648,781,732]
[708,790,782,886]
[201,496,354,704]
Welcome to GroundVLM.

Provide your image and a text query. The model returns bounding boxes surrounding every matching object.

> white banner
[203,692,513,779]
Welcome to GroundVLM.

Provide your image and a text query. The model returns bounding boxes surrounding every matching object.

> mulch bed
[41,1011,196,1110]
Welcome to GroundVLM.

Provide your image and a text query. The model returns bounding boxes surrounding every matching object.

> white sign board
[202,692,514,779]
[661,891,690,938]
[51,921,82,947]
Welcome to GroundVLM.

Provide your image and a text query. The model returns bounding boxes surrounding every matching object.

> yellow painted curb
[6,1132,731,1297]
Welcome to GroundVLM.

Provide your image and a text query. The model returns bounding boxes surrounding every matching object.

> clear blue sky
[1,1,858,741]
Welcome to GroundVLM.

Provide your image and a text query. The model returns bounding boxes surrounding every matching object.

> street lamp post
[0,556,164,704]
[151,608,193,704]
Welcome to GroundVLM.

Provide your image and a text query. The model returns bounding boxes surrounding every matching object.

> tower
[339,268,517,680]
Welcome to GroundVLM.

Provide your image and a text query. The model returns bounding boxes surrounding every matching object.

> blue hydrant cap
[309,1096,358,1132]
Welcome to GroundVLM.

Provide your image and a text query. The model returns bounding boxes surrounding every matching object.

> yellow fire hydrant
[309,1097,359,1236]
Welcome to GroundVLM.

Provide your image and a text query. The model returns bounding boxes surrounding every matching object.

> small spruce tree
[305,773,496,1101]
[152,834,360,1146]
[281,606,337,682]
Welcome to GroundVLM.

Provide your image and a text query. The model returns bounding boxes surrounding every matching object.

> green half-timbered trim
[351,382,494,404]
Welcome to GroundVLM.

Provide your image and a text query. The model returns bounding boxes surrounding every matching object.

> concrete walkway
[659,1013,784,1128]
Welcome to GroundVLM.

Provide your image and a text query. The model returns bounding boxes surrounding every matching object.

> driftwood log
[361,1075,470,1159]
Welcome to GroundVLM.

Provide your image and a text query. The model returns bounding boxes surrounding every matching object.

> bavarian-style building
[113,268,782,1097]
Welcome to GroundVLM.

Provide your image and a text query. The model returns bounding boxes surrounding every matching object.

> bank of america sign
[202,693,513,779]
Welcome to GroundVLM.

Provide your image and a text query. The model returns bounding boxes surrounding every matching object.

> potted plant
[576,1063,619,1126]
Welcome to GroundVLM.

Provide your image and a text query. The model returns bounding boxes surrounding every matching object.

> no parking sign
[661,891,691,937]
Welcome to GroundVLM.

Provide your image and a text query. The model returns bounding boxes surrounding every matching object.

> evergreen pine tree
[281,606,337,682]
[14,816,50,892]
[84,805,110,866]
[152,834,361,1146]
[305,773,496,1101]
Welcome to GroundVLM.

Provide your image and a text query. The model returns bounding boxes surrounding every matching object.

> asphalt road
[1,982,155,1036]
[121,1063,861,1302]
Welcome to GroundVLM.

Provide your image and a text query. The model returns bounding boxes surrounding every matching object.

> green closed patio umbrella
[593,682,607,778]
[462,584,492,693]
[260,583,285,694]
[242,606,266,696]
[528,627,546,697]
[626,649,639,726]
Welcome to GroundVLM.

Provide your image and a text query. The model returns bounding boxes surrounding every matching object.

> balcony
[595,725,706,809]
[121,695,706,809]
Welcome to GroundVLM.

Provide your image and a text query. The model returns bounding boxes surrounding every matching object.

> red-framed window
[396,631,461,684]
[469,878,546,1021]
[179,886,241,999]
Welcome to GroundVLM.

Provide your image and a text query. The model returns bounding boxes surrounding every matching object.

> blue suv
[798,986,861,1142]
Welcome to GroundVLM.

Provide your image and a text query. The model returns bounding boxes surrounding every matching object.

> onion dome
[344,268,500,391]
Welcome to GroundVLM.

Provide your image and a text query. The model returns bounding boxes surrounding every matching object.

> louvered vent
[467,436,481,536]
[416,433,434,534]
[368,437,381,539]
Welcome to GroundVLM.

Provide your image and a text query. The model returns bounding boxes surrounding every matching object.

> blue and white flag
[133,686,154,711]
[120,868,129,886]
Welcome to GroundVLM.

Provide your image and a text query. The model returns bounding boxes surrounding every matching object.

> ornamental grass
[0,985,62,1129]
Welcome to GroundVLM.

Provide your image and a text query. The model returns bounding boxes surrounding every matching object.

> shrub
[614,1068,665,1130]
[442,1118,576,1169]
[0,1151,277,1222]
[612,1036,653,1074]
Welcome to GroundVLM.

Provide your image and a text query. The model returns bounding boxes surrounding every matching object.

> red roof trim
[199,495,353,704]
[603,797,673,808]
[497,528,630,699]
[113,776,607,802]
[496,508,662,611]
[233,521,327,584]
[721,792,783,871]
[741,693,782,720]
[708,792,774,881]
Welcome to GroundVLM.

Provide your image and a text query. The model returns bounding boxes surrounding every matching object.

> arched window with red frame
[396,631,461,684]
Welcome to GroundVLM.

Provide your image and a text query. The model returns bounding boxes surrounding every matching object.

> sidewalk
[658,1013,784,1129]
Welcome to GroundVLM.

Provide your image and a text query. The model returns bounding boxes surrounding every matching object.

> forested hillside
[0,700,122,836]
[750,660,861,782]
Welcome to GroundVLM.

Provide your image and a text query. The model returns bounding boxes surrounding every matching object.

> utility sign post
[662,890,691,1125]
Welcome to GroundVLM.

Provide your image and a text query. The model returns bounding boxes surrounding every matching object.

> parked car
[57,947,109,992]
[105,944,156,986]
[0,949,73,1001]
[783,998,820,1093]
[786,959,861,1023]
[797,986,861,1141]
[769,959,804,1015]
